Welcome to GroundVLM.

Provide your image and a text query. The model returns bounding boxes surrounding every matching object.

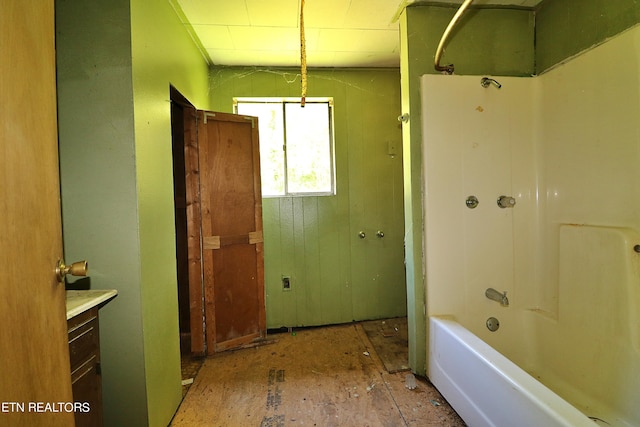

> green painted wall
[536,0,640,73]
[210,68,406,328]
[399,5,534,375]
[405,6,534,78]
[56,1,147,425]
[399,11,426,378]
[130,0,210,425]
[57,0,210,425]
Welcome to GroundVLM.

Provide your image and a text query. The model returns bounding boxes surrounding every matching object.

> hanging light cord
[300,0,307,107]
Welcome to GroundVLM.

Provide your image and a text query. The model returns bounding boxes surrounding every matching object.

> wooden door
[0,2,75,426]
[186,110,266,354]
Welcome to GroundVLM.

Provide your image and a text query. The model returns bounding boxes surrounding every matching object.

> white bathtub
[428,316,595,427]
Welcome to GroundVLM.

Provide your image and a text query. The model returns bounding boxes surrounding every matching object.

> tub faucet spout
[486,288,509,307]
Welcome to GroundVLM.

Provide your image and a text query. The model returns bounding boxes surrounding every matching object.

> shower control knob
[497,196,516,209]
[466,196,479,209]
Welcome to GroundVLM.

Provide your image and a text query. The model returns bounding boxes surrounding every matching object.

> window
[235,98,335,197]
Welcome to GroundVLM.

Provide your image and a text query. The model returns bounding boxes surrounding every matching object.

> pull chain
[300,0,307,107]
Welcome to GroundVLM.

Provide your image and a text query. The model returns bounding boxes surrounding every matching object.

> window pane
[236,103,285,196]
[284,103,332,194]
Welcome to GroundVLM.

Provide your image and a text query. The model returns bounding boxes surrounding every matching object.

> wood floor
[172,321,465,427]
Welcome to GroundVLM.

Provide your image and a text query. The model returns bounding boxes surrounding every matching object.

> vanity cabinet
[67,307,103,427]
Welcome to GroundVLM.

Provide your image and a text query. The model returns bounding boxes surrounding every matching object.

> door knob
[376,230,385,238]
[56,259,88,282]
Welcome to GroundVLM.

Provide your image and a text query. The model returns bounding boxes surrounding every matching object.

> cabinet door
[71,367,102,427]
[349,120,406,320]
[0,2,75,426]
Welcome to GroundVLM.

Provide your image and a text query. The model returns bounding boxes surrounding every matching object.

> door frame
[170,87,205,355]
[170,87,206,355]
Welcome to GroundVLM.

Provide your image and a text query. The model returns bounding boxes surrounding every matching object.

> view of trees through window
[235,99,334,197]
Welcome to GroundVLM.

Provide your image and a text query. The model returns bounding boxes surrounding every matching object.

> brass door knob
[56,259,88,282]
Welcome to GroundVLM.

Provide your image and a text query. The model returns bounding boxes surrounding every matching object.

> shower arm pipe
[434,0,474,74]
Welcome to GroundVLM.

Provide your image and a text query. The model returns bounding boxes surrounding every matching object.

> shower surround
[421,25,640,426]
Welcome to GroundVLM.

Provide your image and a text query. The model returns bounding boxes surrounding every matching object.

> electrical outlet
[282,276,291,291]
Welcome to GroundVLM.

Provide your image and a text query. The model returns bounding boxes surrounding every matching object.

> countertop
[66,289,118,320]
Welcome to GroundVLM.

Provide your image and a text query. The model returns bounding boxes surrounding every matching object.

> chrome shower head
[481,77,502,89]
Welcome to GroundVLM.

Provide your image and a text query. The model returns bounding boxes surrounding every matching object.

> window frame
[233,97,336,198]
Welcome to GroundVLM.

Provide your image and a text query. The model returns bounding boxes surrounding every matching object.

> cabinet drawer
[68,309,99,373]
[67,307,103,427]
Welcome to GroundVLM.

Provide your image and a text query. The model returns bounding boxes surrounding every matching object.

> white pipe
[434,0,474,74]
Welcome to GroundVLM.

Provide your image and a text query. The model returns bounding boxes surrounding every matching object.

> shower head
[481,77,502,89]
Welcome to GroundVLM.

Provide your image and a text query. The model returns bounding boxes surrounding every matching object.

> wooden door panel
[0,2,75,425]
[212,244,260,348]
[207,120,257,247]
[196,111,265,354]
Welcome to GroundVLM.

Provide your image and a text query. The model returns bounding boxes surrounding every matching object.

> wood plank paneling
[269,198,297,326]
[348,72,407,321]
[317,195,352,325]
[210,69,406,328]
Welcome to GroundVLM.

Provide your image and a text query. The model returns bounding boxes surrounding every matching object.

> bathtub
[428,316,595,427]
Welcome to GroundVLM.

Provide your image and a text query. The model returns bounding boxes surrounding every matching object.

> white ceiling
[173,0,544,68]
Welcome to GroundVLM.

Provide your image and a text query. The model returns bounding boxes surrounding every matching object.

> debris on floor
[405,373,417,390]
